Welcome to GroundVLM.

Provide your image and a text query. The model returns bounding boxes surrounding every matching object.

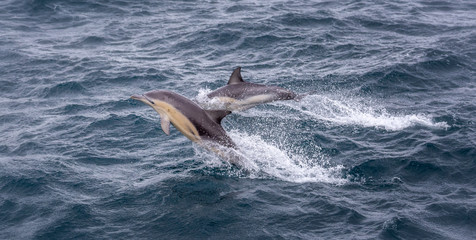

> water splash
[195,88,228,110]
[192,89,449,182]
[194,130,347,184]
[281,94,449,131]
[196,88,448,131]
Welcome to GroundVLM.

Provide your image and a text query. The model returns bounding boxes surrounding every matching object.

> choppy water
[1,0,475,239]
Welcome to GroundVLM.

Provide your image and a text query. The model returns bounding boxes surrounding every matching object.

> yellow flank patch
[216,94,274,111]
[239,94,273,104]
[216,97,237,104]
[217,95,273,106]
[151,101,201,142]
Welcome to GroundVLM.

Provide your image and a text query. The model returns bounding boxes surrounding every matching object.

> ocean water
[1,0,475,239]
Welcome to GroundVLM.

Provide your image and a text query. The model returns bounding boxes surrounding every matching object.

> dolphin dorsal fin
[227,67,245,85]
[205,110,232,125]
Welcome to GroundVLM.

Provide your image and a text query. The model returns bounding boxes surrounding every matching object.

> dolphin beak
[131,94,145,101]
[131,94,155,105]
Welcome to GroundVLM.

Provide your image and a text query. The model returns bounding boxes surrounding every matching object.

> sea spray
[193,130,347,184]
[278,93,449,131]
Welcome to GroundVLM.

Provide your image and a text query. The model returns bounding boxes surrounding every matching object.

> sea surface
[1,0,475,239]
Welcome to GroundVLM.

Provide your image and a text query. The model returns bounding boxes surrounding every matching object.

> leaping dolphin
[206,67,300,111]
[131,90,238,164]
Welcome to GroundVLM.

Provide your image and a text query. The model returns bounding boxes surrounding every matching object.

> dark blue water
[1,0,475,239]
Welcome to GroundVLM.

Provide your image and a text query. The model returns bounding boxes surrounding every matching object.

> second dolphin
[206,67,299,111]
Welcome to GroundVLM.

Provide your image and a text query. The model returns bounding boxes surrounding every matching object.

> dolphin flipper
[160,114,171,135]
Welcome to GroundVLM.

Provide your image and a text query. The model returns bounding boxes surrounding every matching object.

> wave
[42,81,87,98]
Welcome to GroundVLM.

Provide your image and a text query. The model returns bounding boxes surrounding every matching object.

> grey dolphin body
[207,67,298,111]
[131,90,237,160]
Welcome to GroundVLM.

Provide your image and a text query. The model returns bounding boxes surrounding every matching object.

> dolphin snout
[131,94,155,104]
[131,94,144,100]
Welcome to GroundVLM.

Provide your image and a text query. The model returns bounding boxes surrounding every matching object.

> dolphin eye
[148,99,155,104]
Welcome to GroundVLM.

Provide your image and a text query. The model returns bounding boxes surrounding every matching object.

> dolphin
[206,67,300,111]
[131,90,238,163]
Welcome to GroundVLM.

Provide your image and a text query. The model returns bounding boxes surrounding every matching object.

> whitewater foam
[195,88,228,110]
[193,130,347,184]
[196,88,448,131]
[192,89,449,182]
[279,94,449,131]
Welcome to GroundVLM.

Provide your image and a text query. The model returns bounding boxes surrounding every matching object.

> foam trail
[196,88,448,131]
[281,94,449,131]
[194,130,347,184]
